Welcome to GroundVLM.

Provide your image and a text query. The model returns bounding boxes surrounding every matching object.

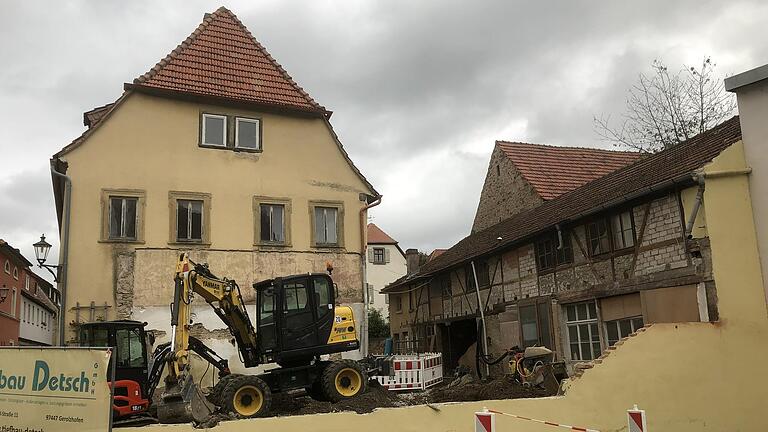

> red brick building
[0,239,34,345]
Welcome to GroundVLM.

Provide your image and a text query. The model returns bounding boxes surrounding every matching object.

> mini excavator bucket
[157,374,215,424]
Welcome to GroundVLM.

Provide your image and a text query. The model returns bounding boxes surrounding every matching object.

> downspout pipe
[359,195,382,357]
[471,260,490,377]
[51,159,71,346]
[685,175,706,239]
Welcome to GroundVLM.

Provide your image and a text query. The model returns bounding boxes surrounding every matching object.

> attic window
[235,117,261,150]
[202,113,227,147]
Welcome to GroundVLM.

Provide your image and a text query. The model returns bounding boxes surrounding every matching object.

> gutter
[358,195,382,357]
[685,168,752,238]
[50,159,71,346]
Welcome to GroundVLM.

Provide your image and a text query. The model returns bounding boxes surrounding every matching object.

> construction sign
[475,409,496,432]
[0,347,113,432]
[627,405,648,432]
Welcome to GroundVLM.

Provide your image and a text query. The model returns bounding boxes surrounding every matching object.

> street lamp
[0,285,8,304]
[33,234,61,282]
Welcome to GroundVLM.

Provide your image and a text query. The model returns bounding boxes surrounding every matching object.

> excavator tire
[207,374,236,406]
[307,379,327,401]
[320,359,368,402]
[220,375,272,418]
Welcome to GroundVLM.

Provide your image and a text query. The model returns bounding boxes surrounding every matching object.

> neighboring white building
[366,224,406,317]
[18,275,57,346]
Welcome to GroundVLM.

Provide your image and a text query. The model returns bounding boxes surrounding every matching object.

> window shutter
[385,248,391,263]
[368,248,375,262]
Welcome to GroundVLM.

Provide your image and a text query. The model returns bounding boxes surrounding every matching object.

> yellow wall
[127,140,768,431]
[60,91,373,329]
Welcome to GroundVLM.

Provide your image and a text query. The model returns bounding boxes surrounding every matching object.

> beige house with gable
[50,8,379,362]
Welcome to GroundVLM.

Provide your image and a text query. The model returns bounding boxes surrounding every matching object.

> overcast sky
[1,0,767,275]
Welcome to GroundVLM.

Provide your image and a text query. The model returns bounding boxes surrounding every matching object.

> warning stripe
[487,409,600,432]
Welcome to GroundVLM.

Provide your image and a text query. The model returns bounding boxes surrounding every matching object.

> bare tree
[594,57,736,153]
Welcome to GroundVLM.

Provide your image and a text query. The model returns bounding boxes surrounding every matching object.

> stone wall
[472,146,543,232]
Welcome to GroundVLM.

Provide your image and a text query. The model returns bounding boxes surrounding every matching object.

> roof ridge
[220,8,325,111]
[496,140,640,155]
[132,8,327,113]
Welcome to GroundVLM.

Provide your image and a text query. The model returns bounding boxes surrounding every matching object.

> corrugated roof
[367,223,398,244]
[403,116,742,283]
[130,7,328,115]
[498,141,642,200]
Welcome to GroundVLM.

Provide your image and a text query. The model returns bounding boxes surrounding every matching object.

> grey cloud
[1,0,767,257]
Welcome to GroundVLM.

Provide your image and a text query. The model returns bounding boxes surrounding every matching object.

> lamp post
[33,234,61,282]
[0,285,8,303]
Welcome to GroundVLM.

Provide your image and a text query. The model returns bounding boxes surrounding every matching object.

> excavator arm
[159,253,260,423]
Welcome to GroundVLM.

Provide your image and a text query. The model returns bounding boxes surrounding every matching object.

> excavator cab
[254,274,359,365]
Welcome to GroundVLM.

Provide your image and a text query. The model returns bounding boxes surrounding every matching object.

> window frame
[535,231,574,272]
[564,301,602,361]
[4,261,9,274]
[394,294,403,313]
[254,196,291,248]
[168,191,212,246]
[309,201,345,248]
[372,247,385,264]
[12,267,18,280]
[605,315,644,346]
[518,298,553,349]
[234,117,262,151]
[200,113,228,148]
[611,210,636,251]
[100,189,146,243]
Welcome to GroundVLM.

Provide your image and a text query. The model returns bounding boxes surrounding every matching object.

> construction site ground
[194,374,556,428]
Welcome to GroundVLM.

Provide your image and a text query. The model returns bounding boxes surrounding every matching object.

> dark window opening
[177,199,203,242]
[109,197,137,240]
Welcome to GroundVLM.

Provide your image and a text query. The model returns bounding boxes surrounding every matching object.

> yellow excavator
[158,253,367,423]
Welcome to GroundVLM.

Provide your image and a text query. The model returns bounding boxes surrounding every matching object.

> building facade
[0,240,59,346]
[51,8,379,364]
[472,142,639,232]
[19,274,57,346]
[365,224,407,317]
[385,120,741,373]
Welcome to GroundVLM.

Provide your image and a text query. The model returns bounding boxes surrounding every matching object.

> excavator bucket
[157,374,215,424]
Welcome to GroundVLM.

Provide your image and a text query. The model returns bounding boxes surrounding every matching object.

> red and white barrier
[475,410,495,432]
[627,405,647,432]
[373,353,443,391]
[486,408,601,432]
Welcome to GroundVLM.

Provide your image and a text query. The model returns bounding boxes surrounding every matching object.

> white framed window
[109,197,138,240]
[12,267,18,280]
[605,316,644,346]
[3,261,9,274]
[25,275,30,291]
[565,301,601,361]
[201,113,227,147]
[235,117,261,150]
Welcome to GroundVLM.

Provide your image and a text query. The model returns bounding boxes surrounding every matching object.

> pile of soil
[426,375,555,403]
[270,381,401,416]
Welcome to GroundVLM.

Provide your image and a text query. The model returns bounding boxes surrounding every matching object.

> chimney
[405,248,421,275]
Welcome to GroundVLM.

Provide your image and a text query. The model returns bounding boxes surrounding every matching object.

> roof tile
[367,223,398,244]
[498,142,642,200]
[132,7,327,115]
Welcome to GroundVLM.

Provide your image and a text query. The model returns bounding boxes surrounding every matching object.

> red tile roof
[428,249,447,262]
[390,116,742,285]
[367,223,398,244]
[497,142,642,200]
[130,7,328,116]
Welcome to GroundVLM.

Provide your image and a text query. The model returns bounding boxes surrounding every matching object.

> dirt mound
[427,375,555,403]
[270,381,402,416]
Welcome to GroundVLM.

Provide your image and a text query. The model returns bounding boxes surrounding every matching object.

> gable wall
[472,146,544,232]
